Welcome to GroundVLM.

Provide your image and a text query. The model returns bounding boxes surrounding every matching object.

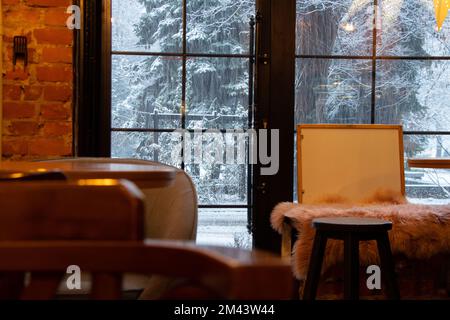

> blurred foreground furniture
[36,158,197,241]
[0,241,292,300]
[0,171,66,182]
[0,158,176,188]
[32,158,198,298]
[0,179,144,299]
[274,124,450,299]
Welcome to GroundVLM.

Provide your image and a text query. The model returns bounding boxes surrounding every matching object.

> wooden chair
[282,124,405,298]
[283,124,405,255]
[35,158,198,241]
[0,179,145,299]
[0,179,144,240]
[0,241,293,300]
[36,157,198,298]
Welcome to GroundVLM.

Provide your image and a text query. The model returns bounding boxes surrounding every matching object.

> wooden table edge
[408,158,450,169]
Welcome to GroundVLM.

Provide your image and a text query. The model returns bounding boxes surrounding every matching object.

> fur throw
[271,193,450,280]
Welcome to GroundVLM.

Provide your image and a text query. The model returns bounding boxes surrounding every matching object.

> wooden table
[0,159,176,188]
[408,158,450,169]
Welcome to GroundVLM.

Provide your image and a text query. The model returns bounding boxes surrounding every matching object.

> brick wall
[2,0,73,160]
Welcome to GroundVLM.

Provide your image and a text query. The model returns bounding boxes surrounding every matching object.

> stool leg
[344,234,359,300]
[291,278,301,300]
[376,232,400,300]
[303,231,327,300]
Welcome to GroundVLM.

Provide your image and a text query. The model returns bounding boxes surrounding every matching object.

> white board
[297,125,405,204]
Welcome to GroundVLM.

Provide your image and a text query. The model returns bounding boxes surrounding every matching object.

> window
[110,0,255,247]
[296,0,450,203]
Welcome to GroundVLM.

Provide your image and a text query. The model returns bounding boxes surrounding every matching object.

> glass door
[83,0,450,252]
[109,0,256,247]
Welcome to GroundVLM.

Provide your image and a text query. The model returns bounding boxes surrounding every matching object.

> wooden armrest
[0,241,292,300]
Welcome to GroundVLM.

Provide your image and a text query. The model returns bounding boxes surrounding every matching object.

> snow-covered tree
[296,0,450,158]
[112,0,254,204]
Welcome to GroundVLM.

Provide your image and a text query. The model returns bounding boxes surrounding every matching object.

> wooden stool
[303,217,400,300]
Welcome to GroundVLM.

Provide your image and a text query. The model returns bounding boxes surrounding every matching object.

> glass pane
[376,60,450,131]
[404,135,450,159]
[295,58,372,124]
[405,135,450,204]
[407,168,450,205]
[112,55,182,129]
[186,163,248,205]
[112,131,182,167]
[112,0,182,52]
[184,131,249,205]
[187,1,254,54]
[296,0,374,56]
[377,0,450,56]
[186,58,249,129]
[196,208,251,248]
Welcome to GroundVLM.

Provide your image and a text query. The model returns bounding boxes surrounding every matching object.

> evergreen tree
[113,0,254,204]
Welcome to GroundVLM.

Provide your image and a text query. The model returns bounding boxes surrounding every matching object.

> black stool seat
[313,217,392,233]
[303,217,399,300]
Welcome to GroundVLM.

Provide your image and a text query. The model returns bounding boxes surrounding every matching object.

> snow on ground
[196,208,252,248]
[407,198,450,205]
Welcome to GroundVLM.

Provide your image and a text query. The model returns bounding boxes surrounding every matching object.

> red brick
[42,122,72,136]
[2,29,32,43]
[4,9,41,25]
[3,85,22,100]
[4,46,38,64]
[3,102,36,119]
[40,103,71,120]
[34,28,72,45]
[1,139,28,157]
[28,138,71,156]
[5,69,30,81]
[2,1,74,160]
[44,7,68,26]
[43,85,72,101]
[2,0,20,5]
[8,121,40,136]
[36,66,72,82]
[41,47,72,63]
[26,0,72,7]
[24,86,43,100]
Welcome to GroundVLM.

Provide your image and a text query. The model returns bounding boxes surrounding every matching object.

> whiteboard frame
[296,124,405,203]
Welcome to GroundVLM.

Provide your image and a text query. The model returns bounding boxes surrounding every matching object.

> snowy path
[196,208,252,248]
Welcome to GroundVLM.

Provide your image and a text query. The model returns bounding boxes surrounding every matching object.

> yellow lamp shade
[435,0,450,30]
